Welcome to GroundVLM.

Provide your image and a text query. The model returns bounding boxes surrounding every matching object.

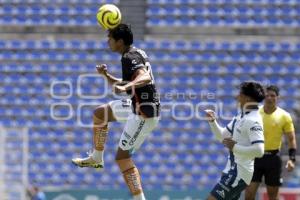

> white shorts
[109,99,159,151]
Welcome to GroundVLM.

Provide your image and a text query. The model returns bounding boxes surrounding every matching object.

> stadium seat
[146,0,300,27]
[1,38,299,189]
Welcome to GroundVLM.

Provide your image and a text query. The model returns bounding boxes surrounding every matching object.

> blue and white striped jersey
[222,109,264,185]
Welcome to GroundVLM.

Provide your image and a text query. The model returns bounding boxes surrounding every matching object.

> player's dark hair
[108,24,133,46]
[266,85,280,96]
[239,81,265,103]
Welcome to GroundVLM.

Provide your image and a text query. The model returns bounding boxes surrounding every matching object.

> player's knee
[115,148,131,161]
[115,158,135,172]
[93,105,109,122]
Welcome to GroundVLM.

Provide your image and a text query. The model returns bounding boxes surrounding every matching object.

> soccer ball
[96,4,122,30]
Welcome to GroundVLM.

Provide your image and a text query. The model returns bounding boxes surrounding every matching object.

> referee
[245,85,297,200]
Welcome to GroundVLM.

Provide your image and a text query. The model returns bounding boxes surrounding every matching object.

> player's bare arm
[124,68,151,90]
[285,130,297,172]
[96,64,122,85]
[114,68,151,94]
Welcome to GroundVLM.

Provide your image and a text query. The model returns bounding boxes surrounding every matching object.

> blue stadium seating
[0,38,299,189]
[146,0,300,27]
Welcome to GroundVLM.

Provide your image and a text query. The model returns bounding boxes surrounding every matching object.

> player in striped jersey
[205,81,265,200]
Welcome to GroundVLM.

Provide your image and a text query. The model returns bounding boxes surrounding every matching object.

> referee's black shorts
[251,150,282,186]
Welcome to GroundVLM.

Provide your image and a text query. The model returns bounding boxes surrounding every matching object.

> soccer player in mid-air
[72,24,160,200]
[245,85,297,200]
[204,81,265,200]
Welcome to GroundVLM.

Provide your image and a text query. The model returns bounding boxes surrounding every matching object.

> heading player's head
[264,85,279,107]
[107,23,133,53]
[238,81,265,109]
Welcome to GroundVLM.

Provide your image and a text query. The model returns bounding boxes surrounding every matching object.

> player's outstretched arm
[96,64,122,85]
[204,109,231,142]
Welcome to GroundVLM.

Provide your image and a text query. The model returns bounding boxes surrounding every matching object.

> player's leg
[245,182,260,200]
[72,100,131,168]
[210,181,247,200]
[115,148,145,200]
[266,186,279,200]
[90,104,116,165]
[72,103,116,168]
[265,154,282,200]
[245,157,264,200]
[116,114,159,199]
[210,170,247,200]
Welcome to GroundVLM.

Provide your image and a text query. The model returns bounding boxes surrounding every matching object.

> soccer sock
[123,167,143,196]
[133,192,146,200]
[117,158,144,198]
[91,149,103,163]
[93,124,108,159]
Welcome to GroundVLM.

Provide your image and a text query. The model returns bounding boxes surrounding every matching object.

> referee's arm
[285,130,297,171]
[286,131,297,150]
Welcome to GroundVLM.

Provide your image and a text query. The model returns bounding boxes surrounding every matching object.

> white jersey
[222,109,264,184]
